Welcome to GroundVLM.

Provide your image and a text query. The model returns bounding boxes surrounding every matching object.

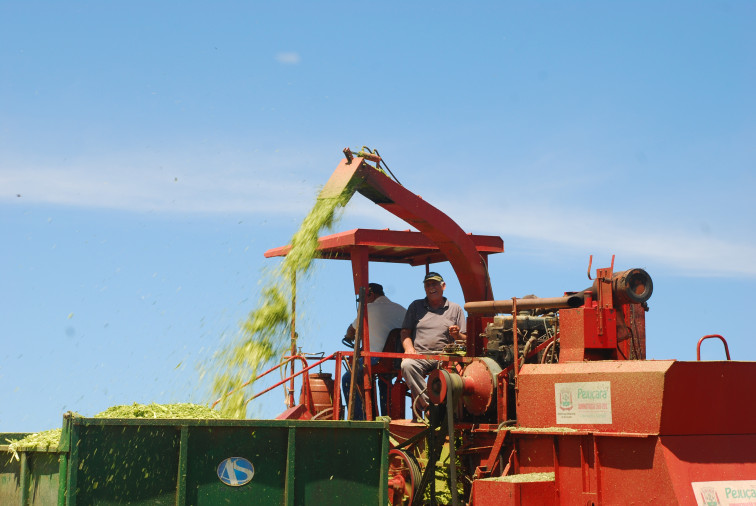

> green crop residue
[420,439,464,505]
[509,426,578,433]
[94,402,224,419]
[5,402,224,461]
[5,428,62,461]
[208,184,356,418]
[490,472,556,483]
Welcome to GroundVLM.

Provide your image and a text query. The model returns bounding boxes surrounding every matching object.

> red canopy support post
[350,245,375,420]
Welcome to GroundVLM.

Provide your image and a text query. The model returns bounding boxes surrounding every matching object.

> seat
[369,328,408,419]
[371,328,403,375]
[345,328,408,420]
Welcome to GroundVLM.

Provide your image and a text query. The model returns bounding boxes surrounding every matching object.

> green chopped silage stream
[207,183,356,418]
[7,166,359,461]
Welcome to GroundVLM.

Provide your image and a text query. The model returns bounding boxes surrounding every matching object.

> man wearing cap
[342,282,406,420]
[400,272,466,417]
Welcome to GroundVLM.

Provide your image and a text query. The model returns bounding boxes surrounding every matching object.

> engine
[484,312,559,370]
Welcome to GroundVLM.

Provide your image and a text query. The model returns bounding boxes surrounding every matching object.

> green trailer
[1,413,389,505]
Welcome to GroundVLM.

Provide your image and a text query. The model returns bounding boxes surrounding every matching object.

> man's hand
[401,329,416,355]
[344,324,356,342]
[449,324,466,344]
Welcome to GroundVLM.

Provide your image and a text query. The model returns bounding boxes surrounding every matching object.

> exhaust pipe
[464,294,585,315]
[465,268,653,315]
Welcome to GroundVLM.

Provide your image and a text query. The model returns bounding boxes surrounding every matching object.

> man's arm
[453,304,467,341]
[401,329,416,354]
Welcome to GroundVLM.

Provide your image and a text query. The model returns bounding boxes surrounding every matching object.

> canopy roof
[264,228,504,267]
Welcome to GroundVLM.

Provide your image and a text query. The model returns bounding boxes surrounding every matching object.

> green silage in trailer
[1,432,62,506]
[2,414,388,506]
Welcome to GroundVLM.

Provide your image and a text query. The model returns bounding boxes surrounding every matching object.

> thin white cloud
[340,191,756,279]
[275,52,301,65]
[434,198,756,278]
[3,157,754,279]
[0,164,317,215]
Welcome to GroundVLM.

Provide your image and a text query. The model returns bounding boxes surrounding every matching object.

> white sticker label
[554,381,612,424]
[692,480,756,506]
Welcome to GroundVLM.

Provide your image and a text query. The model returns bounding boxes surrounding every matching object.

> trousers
[341,358,389,420]
[400,358,438,411]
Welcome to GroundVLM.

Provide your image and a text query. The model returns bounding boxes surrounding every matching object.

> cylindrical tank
[299,373,335,416]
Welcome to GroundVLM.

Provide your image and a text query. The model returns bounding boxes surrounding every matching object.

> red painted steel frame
[265,203,503,420]
[265,228,504,267]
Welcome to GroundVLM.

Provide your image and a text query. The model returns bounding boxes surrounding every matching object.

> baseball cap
[367,283,383,295]
[423,272,444,283]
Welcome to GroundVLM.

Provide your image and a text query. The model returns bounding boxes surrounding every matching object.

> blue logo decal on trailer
[217,457,255,486]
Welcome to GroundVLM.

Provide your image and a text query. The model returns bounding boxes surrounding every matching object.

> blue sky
[2,2,754,432]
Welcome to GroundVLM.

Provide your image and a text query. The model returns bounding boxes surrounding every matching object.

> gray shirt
[402,297,466,353]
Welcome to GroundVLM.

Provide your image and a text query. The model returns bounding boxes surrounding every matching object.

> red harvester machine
[251,150,756,505]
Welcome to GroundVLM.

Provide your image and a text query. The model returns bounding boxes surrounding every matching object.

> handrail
[211,354,312,409]
[245,353,338,405]
[696,334,731,361]
[267,355,310,382]
[213,344,483,421]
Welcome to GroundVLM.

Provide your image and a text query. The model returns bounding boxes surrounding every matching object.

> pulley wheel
[388,448,422,505]
[462,357,502,415]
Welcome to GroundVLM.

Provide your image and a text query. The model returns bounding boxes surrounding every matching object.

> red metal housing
[260,152,756,506]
